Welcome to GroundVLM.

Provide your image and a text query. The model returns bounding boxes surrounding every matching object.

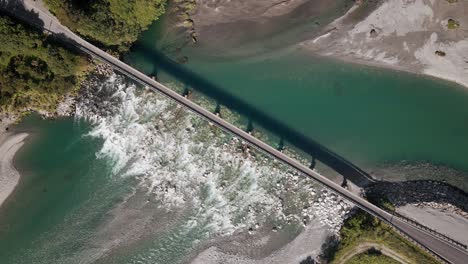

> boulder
[435,50,446,57]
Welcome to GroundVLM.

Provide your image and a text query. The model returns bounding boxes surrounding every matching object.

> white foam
[76,74,349,238]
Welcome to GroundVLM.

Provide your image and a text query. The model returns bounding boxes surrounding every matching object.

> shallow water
[0,115,131,263]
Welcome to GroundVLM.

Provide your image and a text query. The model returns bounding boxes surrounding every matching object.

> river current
[2,5,468,263]
[0,75,348,263]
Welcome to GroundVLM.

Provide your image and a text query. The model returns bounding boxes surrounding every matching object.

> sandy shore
[187,0,352,56]
[187,0,467,88]
[190,224,332,264]
[304,0,468,88]
[0,132,29,207]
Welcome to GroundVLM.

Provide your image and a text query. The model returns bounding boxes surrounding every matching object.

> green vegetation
[366,193,395,212]
[346,252,400,264]
[329,210,439,264]
[44,0,166,51]
[0,15,89,114]
[446,0,458,3]
[447,19,460,29]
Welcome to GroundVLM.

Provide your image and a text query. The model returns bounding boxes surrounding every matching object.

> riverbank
[366,180,468,246]
[173,0,354,57]
[0,132,29,208]
[0,113,22,208]
[188,224,332,264]
[177,0,467,89]
[305,0,468,88]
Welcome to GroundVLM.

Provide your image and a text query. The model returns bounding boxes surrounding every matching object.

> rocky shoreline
[0,60,114,135]
[72,71,354,263]
[366,180,468,219]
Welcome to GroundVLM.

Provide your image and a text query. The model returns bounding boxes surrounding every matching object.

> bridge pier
[277,138,284,152]
[246,119,254,134]
[150,74,158,81]
[214,103,221,117]
[309,156,316,170]
[182,87,192,98]
[150,68,159,82]
[341,177,348,188]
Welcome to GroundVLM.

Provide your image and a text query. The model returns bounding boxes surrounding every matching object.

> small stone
[435,50,446,57]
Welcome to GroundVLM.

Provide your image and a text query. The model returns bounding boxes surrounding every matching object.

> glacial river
[2,7,468,264]
[127,18,468,189]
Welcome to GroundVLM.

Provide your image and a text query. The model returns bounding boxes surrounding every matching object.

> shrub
[0,15,89,113]
[44,0,166,51]
[447,18,460,29]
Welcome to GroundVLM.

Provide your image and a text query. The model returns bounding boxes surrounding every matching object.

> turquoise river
[1,7,468,264]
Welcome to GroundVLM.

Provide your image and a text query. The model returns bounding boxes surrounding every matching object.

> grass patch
[44,0,166,51]
[0,14,90,114]
[366,193,395,212]
[329,210,439,264]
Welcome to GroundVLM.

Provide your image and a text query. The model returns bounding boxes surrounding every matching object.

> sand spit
[305,0,468,88]
[189,224,331,264]
[0,132,28,207]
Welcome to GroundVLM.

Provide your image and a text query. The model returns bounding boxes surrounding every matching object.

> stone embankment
[42,61,114,119]
[366,180,468,219]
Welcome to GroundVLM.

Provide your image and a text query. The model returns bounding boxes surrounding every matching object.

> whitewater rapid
[75,74,351,262]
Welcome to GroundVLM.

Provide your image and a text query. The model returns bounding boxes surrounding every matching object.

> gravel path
[336,242,409,264]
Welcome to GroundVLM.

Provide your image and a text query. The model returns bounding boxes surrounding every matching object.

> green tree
[0,15,89,113]
[44,0,166,51]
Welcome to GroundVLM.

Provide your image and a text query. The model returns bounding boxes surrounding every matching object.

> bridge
[2,1,468,263]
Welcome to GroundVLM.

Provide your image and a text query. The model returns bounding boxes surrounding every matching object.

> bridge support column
[341,177,348,188]
[277,138,284,152]
[183,88,192,98]
[150,69,158,81]
[246,119,254,134]
[309,157,316,170]
[214,103,221,117]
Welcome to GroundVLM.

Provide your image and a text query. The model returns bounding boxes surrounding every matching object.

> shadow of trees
[0,0,44,29]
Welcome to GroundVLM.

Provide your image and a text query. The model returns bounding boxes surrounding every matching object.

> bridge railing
[388,220,450,264]
[389,210,467,250]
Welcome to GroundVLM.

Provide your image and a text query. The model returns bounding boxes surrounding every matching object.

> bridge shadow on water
[131,44,375,187]
[0,0,374,186]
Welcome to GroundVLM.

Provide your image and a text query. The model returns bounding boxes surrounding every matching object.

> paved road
[3,1,468,263]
